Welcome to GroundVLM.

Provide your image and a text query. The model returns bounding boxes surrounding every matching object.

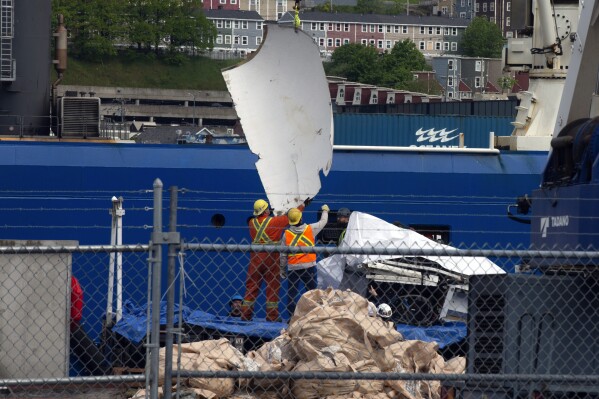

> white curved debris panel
[223,23,334,213]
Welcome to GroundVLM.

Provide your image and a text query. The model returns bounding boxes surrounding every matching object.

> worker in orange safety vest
[282,205,328,318]
[241,197,310,321]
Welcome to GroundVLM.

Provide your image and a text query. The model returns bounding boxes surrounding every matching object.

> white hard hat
[377,303,392,318]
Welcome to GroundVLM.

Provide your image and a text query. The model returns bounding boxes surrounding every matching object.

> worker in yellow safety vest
[282,205,328,318]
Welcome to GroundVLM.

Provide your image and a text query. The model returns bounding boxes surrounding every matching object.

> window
[378,25,384,33]
[369,24,375,32]
[343,38,350,44]
[225,35,231,44]
[231,0,237,3]
[448,59,455,70]
[336,23,341,31]
[461,0,465,5]
[451,42,457,51]
[319,38,325,46]
[377,40,383,48]
[420,26,426,34]
[354,91,361,101]
[234,21,240,29]
[387,25,392,33]
[361,38,367,45]
[256,22,262,29]
[394,25,400,33]
[490,16,495,23]
[413,74,419,80]
[335,38,341,47]
[369,39,375,46]
[328,23,334,31]
[242,36,248,45]
[490,2,494,11]
[483,2,487,12]
[319,23,325,31]
[475,3,479,11]
[234,35,240,44]
[452,27,458,35]
[443,42,449,50]
[216,35,223,44]
[402,26,408,34]
[311,22,317,30]
[372,94,378,104]
[419,41,425,50]
[327,38,333,47]
[242,21,248,29]
[460,12,466,17]
[435,41,442,50]
[362,24,367,32]
[225,20,231,28]
[448,91,454,98]
[219,0,226,3]
[436,27,442,35]
[444,27,450,35]
[387,95,395,104]
[475,60,482,71]
[344,24,350,32]
[475,76,482,88]
[506,31,514,38]
[386,40,392,49]
[216,20,223,28]
[506,1,511,11]
[506,17,511,26]
[256,36,262,45]
[442,6,448,14]
[447,76,454,86]
[429,27,434,34]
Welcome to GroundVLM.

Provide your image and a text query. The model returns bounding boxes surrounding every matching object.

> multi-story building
[202,0,241,11]
[205,10,264,57]
[474,0,515,37]
[431,55,502,100]
[238,0,293,21]
[279,11,469,57]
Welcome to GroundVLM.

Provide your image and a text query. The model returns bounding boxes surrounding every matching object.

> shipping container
[333,114,514,148]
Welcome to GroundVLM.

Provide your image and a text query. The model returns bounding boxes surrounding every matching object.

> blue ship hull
[0,141,547,331]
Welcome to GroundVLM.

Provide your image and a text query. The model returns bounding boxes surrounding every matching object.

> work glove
[303,197,312,207]
[321,204,330,212]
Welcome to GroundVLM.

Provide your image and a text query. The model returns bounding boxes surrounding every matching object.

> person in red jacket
[241,197,310,321]
[70,276,111,375]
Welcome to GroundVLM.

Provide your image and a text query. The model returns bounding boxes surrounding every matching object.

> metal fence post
[164,186,178,399]
[150,178,163,399]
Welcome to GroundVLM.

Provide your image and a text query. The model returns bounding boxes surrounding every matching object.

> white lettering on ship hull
[415,128,460,143]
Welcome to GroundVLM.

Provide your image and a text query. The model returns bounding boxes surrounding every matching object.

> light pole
[188,92,197,126]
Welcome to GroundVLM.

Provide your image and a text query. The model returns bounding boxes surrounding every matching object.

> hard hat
[230,295,243,303]
[337,207,351,218]
[377,303,392,318]
[288,208,302,225]
[253,199,269,216]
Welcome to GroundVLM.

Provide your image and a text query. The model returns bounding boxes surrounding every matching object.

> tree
[326,44,382,84]
[497,75,517,94]
[461,17,505,58]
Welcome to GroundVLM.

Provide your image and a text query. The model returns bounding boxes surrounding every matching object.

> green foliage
[326,41,433,92]
[51,0,216,61]
[497,75,517,93]
[52,55,239,90]
[461,17,505,58]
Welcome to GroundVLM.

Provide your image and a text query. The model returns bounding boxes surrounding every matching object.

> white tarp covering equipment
[223,23,334,213]
[317,212,505,289]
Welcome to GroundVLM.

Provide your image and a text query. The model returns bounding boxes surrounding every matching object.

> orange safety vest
[252,217,276,244]
[284,225,317,264]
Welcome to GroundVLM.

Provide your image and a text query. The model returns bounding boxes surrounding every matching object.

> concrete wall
[0,240,76,378]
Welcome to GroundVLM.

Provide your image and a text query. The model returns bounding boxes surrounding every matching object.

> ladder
[0,0,15,81]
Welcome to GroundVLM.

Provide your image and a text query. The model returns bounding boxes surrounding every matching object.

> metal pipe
[150,178,163,399]
[164,186,178,399]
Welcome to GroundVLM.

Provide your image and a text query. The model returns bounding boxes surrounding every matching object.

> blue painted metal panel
[334,114,514,148]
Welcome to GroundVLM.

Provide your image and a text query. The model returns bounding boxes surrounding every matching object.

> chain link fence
[0,182,598,399]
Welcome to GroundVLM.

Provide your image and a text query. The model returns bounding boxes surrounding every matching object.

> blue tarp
[113,301,466,347]
[395,321,466,349]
